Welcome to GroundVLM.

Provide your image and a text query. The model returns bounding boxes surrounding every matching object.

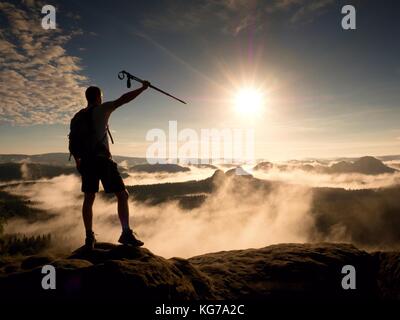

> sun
[234,87,264,116]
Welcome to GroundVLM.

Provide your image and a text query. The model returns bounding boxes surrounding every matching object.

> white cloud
[4,173,315,258]
[0,1,88,125]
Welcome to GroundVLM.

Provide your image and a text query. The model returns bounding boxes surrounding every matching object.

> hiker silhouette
[69,81,150,249]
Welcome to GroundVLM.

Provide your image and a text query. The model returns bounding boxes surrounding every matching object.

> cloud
[3,166,400,257]
[384,160,400,170]
[3,173,315,258]
[288,0,335,24]
[253,167,400,190]
[0,1,88,125]
[141,0,335,35]
[141,0,259,35]
[122,166,215,186]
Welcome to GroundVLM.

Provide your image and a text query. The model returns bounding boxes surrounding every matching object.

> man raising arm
[73,80,150,249]
[113,80,150,109]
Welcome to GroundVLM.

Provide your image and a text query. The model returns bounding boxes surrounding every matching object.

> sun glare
[234,88,264,116]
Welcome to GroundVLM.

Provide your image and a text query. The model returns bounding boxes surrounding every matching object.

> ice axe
[118,70,187,104]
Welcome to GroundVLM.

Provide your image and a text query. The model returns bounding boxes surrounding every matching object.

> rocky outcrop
[0,243,399,302]
[328,156,396,175]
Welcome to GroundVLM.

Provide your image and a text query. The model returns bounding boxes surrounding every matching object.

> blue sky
[0,0,399,160]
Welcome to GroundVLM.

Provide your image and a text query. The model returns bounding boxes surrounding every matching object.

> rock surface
[0,243,399,302]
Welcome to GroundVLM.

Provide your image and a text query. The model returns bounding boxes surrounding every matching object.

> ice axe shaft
[118,70,187,104]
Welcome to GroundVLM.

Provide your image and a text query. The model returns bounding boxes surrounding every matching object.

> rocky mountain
[225,166,252,177]
[0,243,399,303]
[328,156,396,175]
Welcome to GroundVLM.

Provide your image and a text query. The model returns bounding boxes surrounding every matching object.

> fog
[4,173,313,258]
[384,160,400,170]
[123,166,216,186]
[3,165,400,257]
[252,168,400,189]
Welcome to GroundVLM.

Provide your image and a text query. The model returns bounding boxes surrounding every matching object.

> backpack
[68,106,115,160]
[68,107,96,160]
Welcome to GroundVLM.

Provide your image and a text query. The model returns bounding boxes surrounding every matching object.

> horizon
[1,0,400,161]
[1,151,400,164]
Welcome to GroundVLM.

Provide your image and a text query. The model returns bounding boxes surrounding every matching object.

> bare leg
[83,192,96,234]
[115,189,130,230]
[115,189,143,246]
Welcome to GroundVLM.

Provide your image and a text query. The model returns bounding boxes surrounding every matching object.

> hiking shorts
[78,156,125,193]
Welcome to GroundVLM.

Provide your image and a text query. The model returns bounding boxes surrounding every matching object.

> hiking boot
[118,229,144,247]
[85,231,96,250]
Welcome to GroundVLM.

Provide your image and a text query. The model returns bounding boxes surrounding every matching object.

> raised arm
[113,81,150,109]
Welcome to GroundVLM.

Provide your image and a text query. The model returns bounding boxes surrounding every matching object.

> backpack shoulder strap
[106,125,114,144]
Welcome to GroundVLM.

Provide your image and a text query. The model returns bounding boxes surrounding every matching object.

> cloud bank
[4,173,314,258]
[253,169,400,190]
[3,165,400,258]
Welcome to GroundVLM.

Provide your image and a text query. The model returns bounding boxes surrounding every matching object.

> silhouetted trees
[0,190,52,256]
[0,234,51,256]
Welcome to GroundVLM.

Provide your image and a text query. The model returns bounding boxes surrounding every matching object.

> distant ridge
[253,156,397,175]
[0,153,149,167]
[130,163,190,173]
[328,156,396,175]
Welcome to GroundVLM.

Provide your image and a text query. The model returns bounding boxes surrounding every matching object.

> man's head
[85,86,102,105]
